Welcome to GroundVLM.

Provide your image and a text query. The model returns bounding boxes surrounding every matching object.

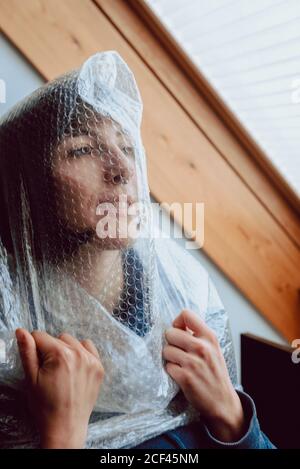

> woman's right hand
[15,328,104,449]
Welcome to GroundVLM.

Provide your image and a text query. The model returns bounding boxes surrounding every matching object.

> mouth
[96,194,138,216]
[97,194,136,206]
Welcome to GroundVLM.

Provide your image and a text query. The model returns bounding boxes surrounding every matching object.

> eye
[122,146,135,157]
[68,145,92,158]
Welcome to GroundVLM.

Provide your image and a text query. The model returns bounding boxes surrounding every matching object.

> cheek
[52,161,104,229]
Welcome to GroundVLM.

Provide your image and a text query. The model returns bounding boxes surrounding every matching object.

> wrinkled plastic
[0,50,238,448]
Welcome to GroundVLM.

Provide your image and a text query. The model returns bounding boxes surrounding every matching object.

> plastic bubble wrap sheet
[0,51,238,448]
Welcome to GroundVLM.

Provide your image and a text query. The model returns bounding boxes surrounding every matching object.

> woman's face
[52,115,140,248]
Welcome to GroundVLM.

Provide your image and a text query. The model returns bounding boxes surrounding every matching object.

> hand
[15,328,104,449]
[163,309,246,442]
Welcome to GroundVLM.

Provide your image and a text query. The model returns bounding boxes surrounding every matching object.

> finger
[162,344,189,367]
[165,327,200,353]
[173,309,215,341]
[15,328,39,385]
[59,334,101,361]
[80,339,100,359]
[165,362,185,384]
[57,332,82,351]
[31,330,64,357]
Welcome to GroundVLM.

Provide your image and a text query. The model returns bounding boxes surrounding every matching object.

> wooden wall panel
[96,0,300,247]
[0,0,299,341]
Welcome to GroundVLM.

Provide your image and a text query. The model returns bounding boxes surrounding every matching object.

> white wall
[0,33,288,383]
[0,34,43,116]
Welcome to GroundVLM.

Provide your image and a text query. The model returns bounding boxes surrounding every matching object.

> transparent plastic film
[0,51,238,448]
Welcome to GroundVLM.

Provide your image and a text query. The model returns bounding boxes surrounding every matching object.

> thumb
[173,309,207,338]
[15,328,39,385]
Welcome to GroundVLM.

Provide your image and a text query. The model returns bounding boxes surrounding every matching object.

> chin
[93,215,141,250]
[92,234,136,250]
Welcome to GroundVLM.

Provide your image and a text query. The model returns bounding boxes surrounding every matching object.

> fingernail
[15,329,25,344]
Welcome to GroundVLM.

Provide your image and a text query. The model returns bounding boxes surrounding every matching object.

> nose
[101,146,133,185]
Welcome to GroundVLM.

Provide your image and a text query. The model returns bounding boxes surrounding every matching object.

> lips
[97,194,136,206]
[96,194,138,215]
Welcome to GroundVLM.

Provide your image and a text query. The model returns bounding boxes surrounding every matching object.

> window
[146,0,300,197]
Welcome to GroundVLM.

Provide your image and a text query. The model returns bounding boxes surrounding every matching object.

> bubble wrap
[0,51,238,448]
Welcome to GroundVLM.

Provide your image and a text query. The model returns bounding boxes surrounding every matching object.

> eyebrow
[68,126,134,145]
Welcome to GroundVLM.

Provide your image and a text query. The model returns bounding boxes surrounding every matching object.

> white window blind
[146,0,300,198]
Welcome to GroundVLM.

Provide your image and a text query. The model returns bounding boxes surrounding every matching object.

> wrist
[40,427,87,449]
[205,392,246,442]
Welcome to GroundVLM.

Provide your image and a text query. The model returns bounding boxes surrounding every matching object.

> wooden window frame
[125,0,300,216]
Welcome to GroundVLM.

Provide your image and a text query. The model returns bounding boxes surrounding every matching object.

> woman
[0,51,275,449]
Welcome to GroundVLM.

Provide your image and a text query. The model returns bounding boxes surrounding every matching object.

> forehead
[65,114,134,143]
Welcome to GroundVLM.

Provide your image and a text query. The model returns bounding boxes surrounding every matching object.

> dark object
[241,333,300,448]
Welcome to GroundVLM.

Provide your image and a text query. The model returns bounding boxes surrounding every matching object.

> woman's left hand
[163,309,246,442]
